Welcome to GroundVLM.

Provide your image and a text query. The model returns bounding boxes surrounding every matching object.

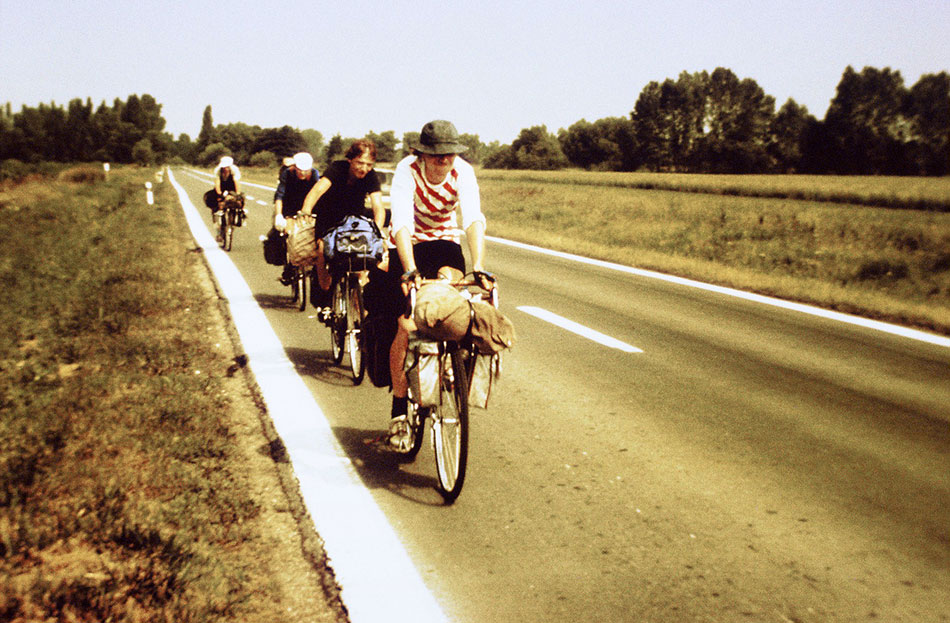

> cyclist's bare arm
[301,177,333,216]
[367,190,386,231]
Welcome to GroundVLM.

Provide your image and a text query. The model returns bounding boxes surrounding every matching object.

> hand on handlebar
[473,270,496,291]
[274,213,287,231]
[400,269,420,295]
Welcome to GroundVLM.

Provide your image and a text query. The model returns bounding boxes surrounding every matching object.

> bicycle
[287,262,310,312]
[400,273,500,504]
[215,192,246,252]
[322,214,386,383]
[325,256,368,384]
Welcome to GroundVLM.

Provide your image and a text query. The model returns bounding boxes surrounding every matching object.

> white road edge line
[167,169,449,623]
[518,306,643,353]
[491,237,950,349]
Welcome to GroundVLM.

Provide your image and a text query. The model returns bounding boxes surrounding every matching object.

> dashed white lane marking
[492,237,950,348]
[167,169,449,623]
[518,306,643,353]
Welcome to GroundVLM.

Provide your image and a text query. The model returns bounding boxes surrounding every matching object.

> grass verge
[479,175,950,335]
[0,166,345,622]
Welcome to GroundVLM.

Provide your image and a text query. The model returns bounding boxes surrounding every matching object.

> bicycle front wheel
[330,279,345,364]
[432,347,469,503]
[223,213,234,251]
[297,268,307,311]
[346,275,365,384]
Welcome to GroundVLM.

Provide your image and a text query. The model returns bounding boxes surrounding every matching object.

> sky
[2,0,948,146]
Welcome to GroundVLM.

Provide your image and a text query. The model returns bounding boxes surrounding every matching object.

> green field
[476,170,950,335]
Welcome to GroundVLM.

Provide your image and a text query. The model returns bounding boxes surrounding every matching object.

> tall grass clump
[480,173,950,334]
[0,166,298,621]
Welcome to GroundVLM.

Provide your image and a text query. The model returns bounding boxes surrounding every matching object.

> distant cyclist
[300,139,386,309]
[273,152,320,284]
[211,156,244,236]
[376,120,488,450]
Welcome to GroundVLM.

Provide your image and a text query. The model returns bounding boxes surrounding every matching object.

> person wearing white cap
[212,156,242,198]
[273,152,320,284]
[210,156,244,235]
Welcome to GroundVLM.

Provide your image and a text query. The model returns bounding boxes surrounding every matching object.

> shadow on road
[254,292,302,310]
[333,425,446,506]
[283,346,358,387]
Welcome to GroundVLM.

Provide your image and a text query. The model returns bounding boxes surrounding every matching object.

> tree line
[2,65,946,175]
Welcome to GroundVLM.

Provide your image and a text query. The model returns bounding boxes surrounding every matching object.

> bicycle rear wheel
[432,347,469,503]
[330,279,345,364]
[346,274,365,384]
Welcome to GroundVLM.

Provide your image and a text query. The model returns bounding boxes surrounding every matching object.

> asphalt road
[175,169,949,623]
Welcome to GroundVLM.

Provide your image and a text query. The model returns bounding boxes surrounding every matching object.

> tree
[300,129,324,163]
[458,133,485,164]
[486,125,568,170]
[198,142,229,166]
[325,134,344,162]
[365,130,398,162]
[400,132,420,159]
[694,68,775,172]
[251,126,306,161]
[197,105,215,153]
[824,66,910,174]
[132,138,154,166]
[768,99,813,172]
[906,72,950,175]
[631,73,706,171]
[559,117,637,170]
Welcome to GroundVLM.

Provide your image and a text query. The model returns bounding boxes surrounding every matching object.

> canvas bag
[413,283,517,354]
[285,214,318,267]
[405,336,441,407]
[412,282,472,342]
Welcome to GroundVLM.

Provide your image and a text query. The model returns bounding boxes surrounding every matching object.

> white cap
[219,156,234,167]
[293,152,313,170]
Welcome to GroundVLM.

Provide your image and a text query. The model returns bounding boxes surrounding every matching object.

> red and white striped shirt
[389,155,484,246]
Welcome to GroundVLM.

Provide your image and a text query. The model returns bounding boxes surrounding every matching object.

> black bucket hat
[412,120,468,155]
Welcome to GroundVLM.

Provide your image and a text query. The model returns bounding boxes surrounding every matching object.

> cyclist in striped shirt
[384,120,489,450]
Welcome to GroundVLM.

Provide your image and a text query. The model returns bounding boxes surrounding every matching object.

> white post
[145,181,154,205]
[103,162,110,179]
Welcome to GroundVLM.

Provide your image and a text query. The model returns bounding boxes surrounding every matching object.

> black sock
[391,396,408,417]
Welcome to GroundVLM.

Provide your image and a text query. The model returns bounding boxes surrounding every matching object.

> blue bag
[323,215,385,265]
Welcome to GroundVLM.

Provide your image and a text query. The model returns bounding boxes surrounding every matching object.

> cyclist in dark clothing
[300,139,385,308]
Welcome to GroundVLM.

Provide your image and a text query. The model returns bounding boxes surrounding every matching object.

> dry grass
[480,172,950,334]
[0,166,344,622]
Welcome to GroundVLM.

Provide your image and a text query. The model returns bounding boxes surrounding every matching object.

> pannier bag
[405,336,441,407]
[223,193,245,226]
[203,188,218,209]
[285,214,318,267]
[469,353,500,409]
[262,228,287,266]
[363,312,397,388]
[323,215,385,266]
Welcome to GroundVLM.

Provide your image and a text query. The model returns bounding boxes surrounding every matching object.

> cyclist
[211,156,244,234]
[299,138,386,311]
[273,152,320,285]
[375,120,488,450]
